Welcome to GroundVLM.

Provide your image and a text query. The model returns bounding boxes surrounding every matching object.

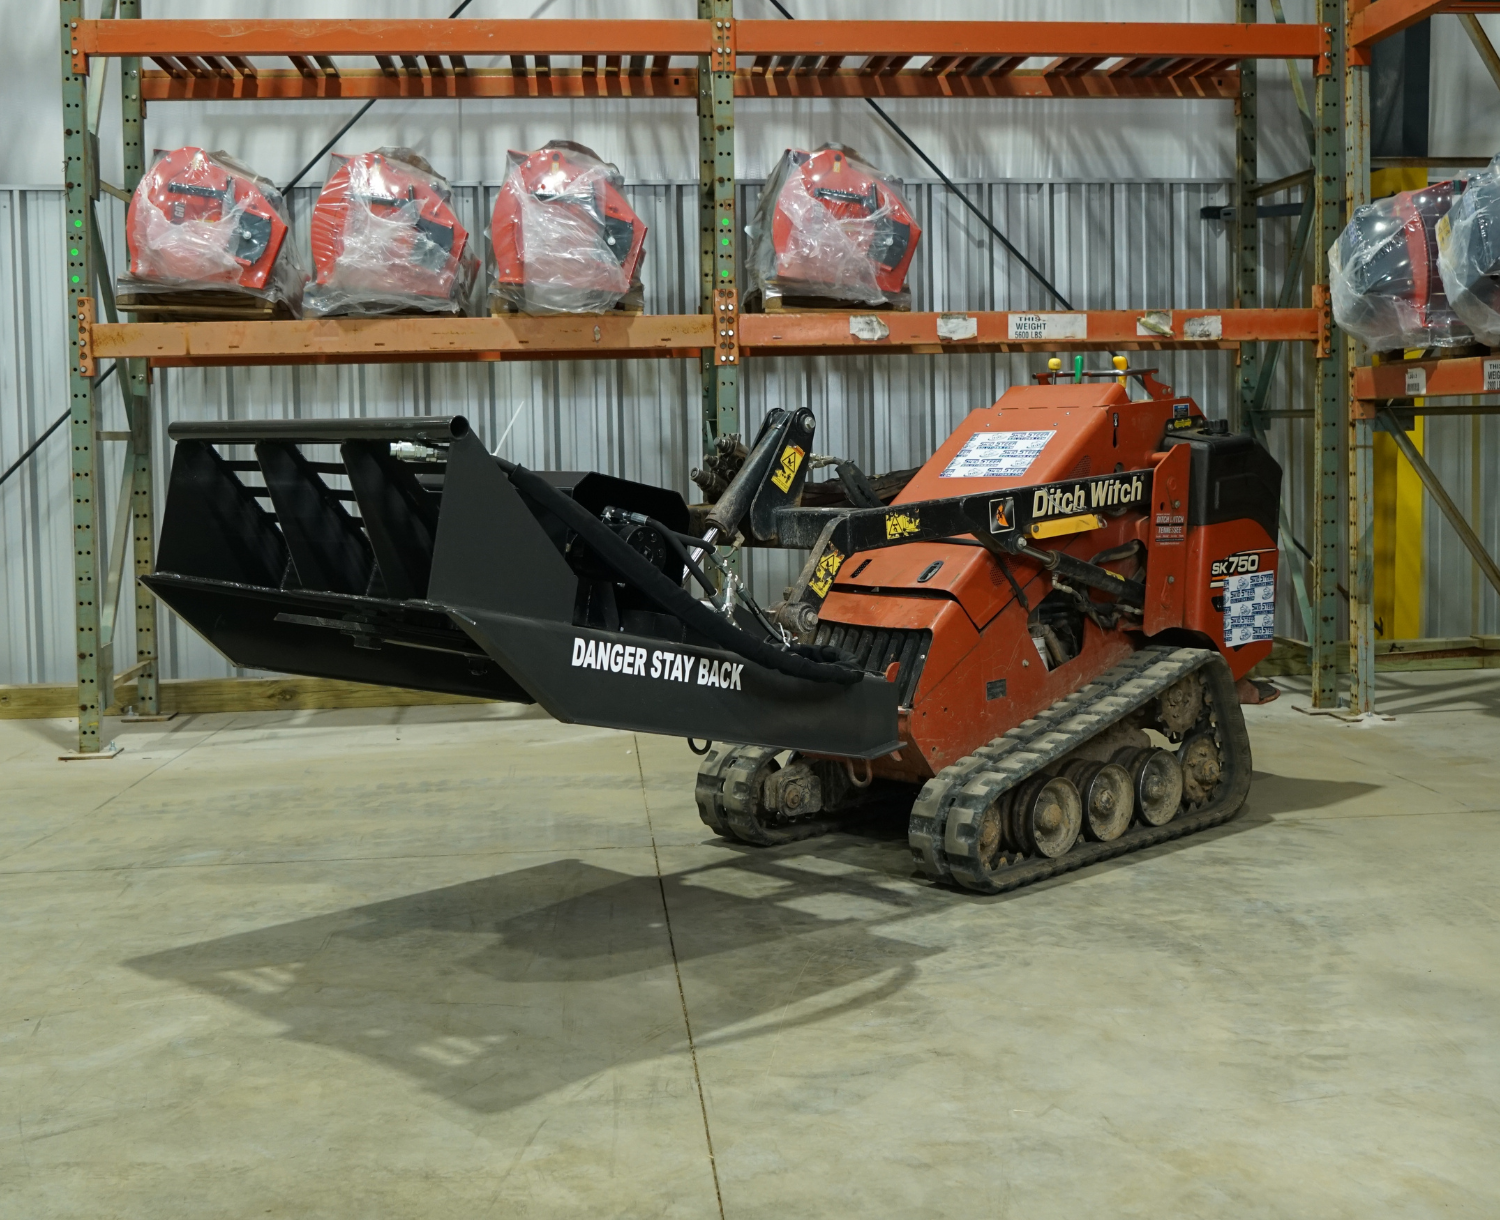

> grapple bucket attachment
[144,417,901,758]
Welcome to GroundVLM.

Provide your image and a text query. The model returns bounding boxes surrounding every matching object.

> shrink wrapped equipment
[121,147,306,316]
[306,148,480,317]
[1330,180,1471,351]
[1436,155,1500,345]
[490,142,647,315]
[747,144,921,309]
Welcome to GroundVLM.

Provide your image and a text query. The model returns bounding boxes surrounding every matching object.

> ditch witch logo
[990,471,1140,534]
[1032,473,1146,519]
[990,472,1146,533]
[572,636,744,690]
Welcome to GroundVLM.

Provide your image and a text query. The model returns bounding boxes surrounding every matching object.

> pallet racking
[1341,0,1500,714]
[60,6,1335,753]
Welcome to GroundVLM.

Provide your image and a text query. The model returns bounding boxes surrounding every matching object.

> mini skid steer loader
[144,370,1279,894]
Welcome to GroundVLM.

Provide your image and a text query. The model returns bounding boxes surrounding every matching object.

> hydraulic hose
[496,457,865,686]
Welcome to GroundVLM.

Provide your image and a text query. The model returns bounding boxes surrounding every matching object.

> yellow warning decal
[884,511,921,540]
[808,545,844,598]
[769,444,805,493]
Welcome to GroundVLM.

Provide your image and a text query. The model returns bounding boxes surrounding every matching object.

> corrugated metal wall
[3,178,1493,686]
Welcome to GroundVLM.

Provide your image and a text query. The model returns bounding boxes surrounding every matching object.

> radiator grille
[813,622,931,709]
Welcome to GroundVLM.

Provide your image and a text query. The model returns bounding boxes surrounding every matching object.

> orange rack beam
[1352,355,1500,413]
[70,19,713,67]
[82,18,1320,104]
[73,18,1329,75]
[89,315,713,369]
[740,309,1323,356]
[1347,2,1500,60]
[734,19,1329,62]
[1348,2,1459,57]
[88,309,1323,370]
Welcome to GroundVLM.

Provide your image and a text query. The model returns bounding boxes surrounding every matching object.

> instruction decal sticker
[1222,571,1275,646]
[941,430,1056,479]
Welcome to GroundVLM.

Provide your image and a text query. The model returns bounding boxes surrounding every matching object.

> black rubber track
[909,645,1252,895]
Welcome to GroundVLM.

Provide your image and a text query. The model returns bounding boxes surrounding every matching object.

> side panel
[910,601,1136,776]
[1183,520,1279,679]
[819,585,1138,779]
[820,591,979,703]
[1142,443,1192,635]
[427,431,577,622]
[830,541,1027,632]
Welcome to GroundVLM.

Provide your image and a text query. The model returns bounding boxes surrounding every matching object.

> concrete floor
[2,672,1498,1219]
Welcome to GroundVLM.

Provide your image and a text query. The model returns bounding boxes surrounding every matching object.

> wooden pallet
[117,291,296,321]
[490,298,645,317]
[755,293,910,315]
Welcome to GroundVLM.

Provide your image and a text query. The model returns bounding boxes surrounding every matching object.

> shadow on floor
[124,755,1360,1111]
[1246,771,1383,816]
[1274,670,1500,720]
[127,851,943,1114]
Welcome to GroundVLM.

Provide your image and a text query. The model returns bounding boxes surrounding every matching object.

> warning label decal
[1223,570,1275,646]
[941,430,1056,479]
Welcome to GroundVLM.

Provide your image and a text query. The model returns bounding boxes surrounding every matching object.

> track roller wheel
[719,746,785,845]
[972,790,1020,873]
[1012,773,1082,858]
[1064,759,1134,842]
[1114,746,1183,827]
[694,744,742,839]
[707,745,842,846]
[1178,731,1224,806]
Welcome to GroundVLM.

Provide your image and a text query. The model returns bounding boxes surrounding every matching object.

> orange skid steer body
[142,372,1279,894]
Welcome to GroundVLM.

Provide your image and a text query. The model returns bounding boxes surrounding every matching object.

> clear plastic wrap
[746,144,921,310]
[305,148,480,318]
[1436,155,1500,345]
[120,147,306,318]
[489,141,647,315]
[1330,179,1472,352]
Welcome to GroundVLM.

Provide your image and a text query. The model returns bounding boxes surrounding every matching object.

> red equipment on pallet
[122,147,304,314]
[490,142,647,314]
[306,148,480,317]
[748,144,921,309]
[1331,179,1472,352]
[1437,153,1500,345]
